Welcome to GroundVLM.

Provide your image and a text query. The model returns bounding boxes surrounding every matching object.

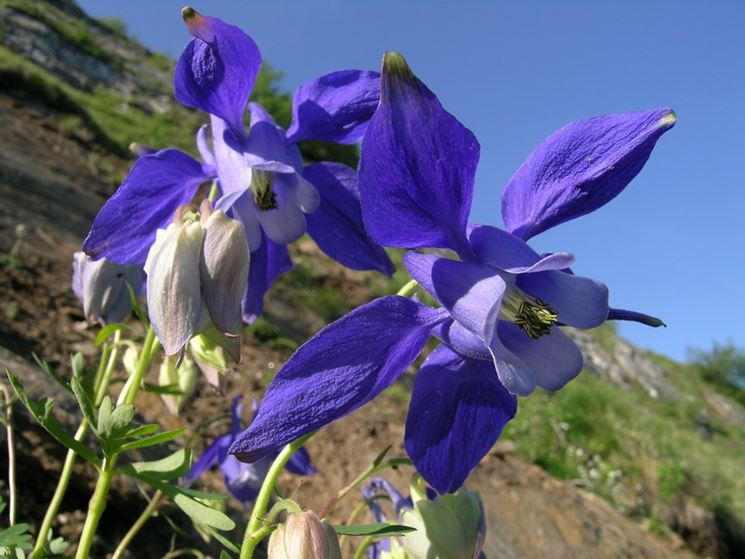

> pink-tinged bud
[267,512,341,559]
[199,209,249,336]
[144,221,204,355]
[189,333,228,389]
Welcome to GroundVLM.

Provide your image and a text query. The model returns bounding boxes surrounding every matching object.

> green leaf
[97,397,134,440]
[212,531,240,554]
[119,449,191,481]
[95,323,126,347]
[171,493,235,531]
[32,353,70,392]
[168,486,226,501]
[372,445,392,467]
[333,523,416,537]
[70,377,96,432]
[45,535,69,555]
[96,396,113,434]
[71,352,95,396]
[117,427,186,453]
[130,474,234,531]
[0,523,32,550]
[6,369,100,468]
[142,382,183,396]
[113,423,160,440]
[218,550,234,559]
[70,353,85,379]
[108,404,135,434]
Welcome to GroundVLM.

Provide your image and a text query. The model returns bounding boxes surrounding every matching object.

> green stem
[118,327,158,406]
[319,458,411,518]
[239,432,315,559]
[95,332,122,405]
[74,457,115,559]
[76,327,158,559]
[397,279,418,297]
[351,535,374,559]
[111,490,164,559]
[31,333,122,559]
[0,387,16,526]
[30,422,89,559]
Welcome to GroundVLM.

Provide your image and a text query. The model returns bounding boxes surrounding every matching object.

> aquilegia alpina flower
[230,52,675,493]
[72,252,143,325]
[83,7,391,323]
[186,397,315,506]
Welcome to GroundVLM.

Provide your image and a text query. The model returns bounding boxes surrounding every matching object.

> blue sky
[79,0,745,361]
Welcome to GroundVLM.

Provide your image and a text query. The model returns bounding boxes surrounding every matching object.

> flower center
[250,170,278,211]
[500,287,559,339]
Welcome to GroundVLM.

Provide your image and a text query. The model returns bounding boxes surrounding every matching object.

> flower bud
[403,484,485,559]
[143,220,204,355]
[189,332,228,388]
[158,356,199,414]
[72,251,143,325]
[267,511,341,559]
[122,346,139,377]
[199,209,249,336]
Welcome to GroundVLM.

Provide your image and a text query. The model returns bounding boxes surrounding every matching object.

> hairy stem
[239,432,315,559]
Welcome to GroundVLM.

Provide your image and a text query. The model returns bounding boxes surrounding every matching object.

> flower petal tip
[181,6,214,43]
[659,109,677,128]
[382,51,415,83]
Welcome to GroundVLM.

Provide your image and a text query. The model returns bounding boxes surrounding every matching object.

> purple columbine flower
[83,8,391,321]
[185,396,315,507]
[228,52,675,494]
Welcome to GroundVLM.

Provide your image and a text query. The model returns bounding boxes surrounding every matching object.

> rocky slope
[1,1,743,557]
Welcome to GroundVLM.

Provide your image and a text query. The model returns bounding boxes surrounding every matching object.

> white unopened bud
[144,220,204,355]
[199,209,249,336]
[72,252,143,325]
[122,346,139,377]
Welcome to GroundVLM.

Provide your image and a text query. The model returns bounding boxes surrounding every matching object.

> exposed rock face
[1,1,174,113]
[570,329,678,400]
